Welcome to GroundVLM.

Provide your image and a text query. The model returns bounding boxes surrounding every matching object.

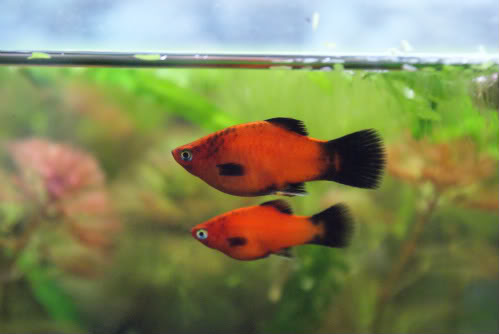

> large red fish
[191,200,354,261]
[172,118,385,196]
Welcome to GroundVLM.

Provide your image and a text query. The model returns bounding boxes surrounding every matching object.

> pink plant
[5,138,120,277]
[8,139,104,201]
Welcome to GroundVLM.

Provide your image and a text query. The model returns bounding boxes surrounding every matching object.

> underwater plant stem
[371,192,440,333]
[13,215,43,256]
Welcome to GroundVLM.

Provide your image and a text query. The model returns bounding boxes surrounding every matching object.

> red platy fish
[191,200,353,261]
[172,118,385,197]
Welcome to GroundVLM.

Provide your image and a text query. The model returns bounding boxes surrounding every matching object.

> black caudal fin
[308,204,354,248]
[321,129,385,189]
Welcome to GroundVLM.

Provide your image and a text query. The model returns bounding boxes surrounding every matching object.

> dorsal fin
[260,200,293,214]
[265,118,308,136]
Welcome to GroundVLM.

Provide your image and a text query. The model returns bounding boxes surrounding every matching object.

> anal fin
[273,247,294,259]
[274,182,307,197]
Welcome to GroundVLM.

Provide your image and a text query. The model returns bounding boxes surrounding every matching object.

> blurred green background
[0,66,497,334]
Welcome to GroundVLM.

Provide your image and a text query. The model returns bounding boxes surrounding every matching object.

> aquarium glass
[0,1,498,334]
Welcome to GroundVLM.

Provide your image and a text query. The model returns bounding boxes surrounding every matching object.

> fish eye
[196,229,208,240]
[180,149,193,162]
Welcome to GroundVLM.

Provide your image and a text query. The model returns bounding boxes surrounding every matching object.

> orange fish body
[191,200,353,261]
[172,118,385,197]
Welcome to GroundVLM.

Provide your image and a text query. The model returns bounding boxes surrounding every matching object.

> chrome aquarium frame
[0,51,498,70]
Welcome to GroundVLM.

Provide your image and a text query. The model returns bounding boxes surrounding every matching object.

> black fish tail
[308,204,354,248]
[321,129,385,189]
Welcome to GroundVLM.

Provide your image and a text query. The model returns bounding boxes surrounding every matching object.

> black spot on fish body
[217,163,245,176]
[227,236,247,247]
[221,128,234,137]
[203,133,227,156]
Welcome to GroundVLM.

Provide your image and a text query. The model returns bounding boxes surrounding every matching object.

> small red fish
[172,118,385,197]
[191,200,353,261]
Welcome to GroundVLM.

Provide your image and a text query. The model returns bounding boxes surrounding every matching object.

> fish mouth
[190,227,199,239]
[171,149,181,165]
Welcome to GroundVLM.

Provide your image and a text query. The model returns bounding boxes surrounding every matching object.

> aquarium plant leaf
[134,54,162,61]
[16,249,84,328]
[135,71,240,130]
[78,69,240,131]
[266,248,347,333]
[28,52,52,60]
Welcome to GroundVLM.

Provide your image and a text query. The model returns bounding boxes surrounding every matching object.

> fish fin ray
[322,129,385,189]
[273,247,294,258]
[265,117,308,136]
[227,237,247,247]
[308,203,354,248]
[217,163,245,176]
[275,182,307,196]
[260,200,293,214]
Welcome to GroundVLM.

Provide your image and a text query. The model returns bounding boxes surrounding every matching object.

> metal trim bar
[1,50,497,70]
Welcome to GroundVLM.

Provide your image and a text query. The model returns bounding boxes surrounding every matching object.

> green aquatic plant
[370,135,497,333]
[0,138,120,331]
[0,65,497,333]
